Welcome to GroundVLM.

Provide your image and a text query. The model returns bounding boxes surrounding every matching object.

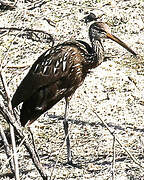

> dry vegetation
[0,0,144,179]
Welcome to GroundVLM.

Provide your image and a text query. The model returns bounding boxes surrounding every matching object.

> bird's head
[84,13,137,56]
[89,22,112,40]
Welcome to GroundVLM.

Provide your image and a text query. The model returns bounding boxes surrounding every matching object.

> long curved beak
[106,33,137,56]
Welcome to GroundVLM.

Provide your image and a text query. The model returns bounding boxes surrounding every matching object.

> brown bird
[12,13,137,164]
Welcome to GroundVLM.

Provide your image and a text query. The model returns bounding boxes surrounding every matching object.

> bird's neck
[92,39,104,61]
[84,38,104,69]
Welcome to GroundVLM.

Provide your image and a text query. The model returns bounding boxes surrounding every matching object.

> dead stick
[0,102,48,180]
[0,0,16,10]
[112,132,116,180]
[0,124,14,173]
[29,127,40,162]
[0,71,20,179]
[0,27,54,41]
[82,91,144,169]
[0,135,26,174]
[92,109,144,168]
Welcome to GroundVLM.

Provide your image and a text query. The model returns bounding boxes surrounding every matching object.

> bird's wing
[12,43,76,108]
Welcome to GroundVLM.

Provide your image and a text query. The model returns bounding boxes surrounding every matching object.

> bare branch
[0,0,16,10]
[0,71,20,179]
[27,1,47,10]
[29,127,40,162]
[92,109,144,169]
[0,102,48,180]
[82,91,144,169]
[112,132,116,180]
[0,124,14,173]
[0,27,55,45]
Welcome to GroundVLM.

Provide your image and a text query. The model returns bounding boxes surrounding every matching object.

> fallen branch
[0,102,48,180]
[0,71,20,180]
[0,124,14,173]
[92,108,144,169]
[0,0,16,10]
[82,91,144,169]
[0,27,55,45]
[112,132,116,180]
[27,0,47,10]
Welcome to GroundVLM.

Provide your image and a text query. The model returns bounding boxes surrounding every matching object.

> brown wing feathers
[12,41,88,126]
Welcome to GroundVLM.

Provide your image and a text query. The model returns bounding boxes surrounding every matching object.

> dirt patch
[0,0,144,179]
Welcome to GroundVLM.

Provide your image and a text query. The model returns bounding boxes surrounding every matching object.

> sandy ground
[0,0,144,179]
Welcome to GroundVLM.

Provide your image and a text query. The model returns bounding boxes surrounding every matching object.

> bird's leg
[63,97,72,164]
[28,127,40,162]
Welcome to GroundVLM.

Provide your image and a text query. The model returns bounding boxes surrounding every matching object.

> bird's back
[12,40,92,126]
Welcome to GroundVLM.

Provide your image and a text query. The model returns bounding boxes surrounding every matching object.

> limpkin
[12,13,137,164]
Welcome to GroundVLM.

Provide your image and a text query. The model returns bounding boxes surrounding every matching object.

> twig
[43,18,56,27]
[0,124,14,173]
[0,135,26,174]
[27,0,47,10]
[112,132,116,180]
[0,71,20,180]
[0,27,55,45]
[0,102,48,180]
[10,124,20,180]
[0,30,19,71]
[29,127,40,162]
[92,109,144,168]
[82,91,144,169]
[0,0,16,10]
